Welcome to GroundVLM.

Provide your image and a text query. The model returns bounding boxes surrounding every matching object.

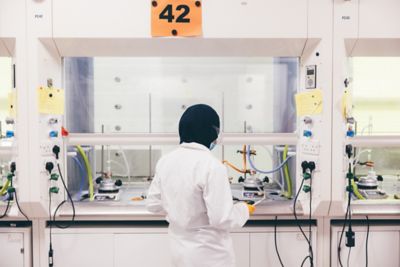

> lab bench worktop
[60,183,299,219]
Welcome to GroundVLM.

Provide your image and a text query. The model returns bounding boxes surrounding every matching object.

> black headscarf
[179,104,220,149]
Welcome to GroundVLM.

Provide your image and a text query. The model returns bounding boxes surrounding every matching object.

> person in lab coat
[147,104,254,267]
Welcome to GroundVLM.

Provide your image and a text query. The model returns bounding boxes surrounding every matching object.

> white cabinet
[0,233,25,267]
[232,233,250,267]
[114,233,172,267]
[0,227,31,267]
[49,226,318,267]
[332,226,400,267]
[51,230,250,267]
[52,233,114,267]
[250,229,316,267]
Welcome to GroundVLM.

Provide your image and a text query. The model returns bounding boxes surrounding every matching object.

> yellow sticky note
[8,90,16,118]
[295,89,323,116]
[37,87,65,115]
[341,90,352,119]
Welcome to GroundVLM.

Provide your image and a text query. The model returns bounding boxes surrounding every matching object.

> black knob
[301,161,309,173]
[10,162,16,174]
[115,179,122,187]
[263,176,269,183]
[308,161,316,172]
[45,162,54,174]
[238,176,245,183]
[52,145,61,160]
[95,177,103,184]
[345,145,353,158]
[377,175,383,182]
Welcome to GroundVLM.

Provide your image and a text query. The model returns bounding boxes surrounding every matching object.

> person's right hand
[246,204,255,215]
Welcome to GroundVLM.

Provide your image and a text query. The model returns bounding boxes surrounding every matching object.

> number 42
[159,4,190,23]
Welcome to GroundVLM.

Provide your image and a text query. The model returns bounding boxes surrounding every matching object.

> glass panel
[0,156,12,201]
[0,57,12,136]
[224,145,296,198]
[65,57,298,134]
[353,148,400,200]
[352,57,400,135]
[0,57,13,200]
[67,144,296,202]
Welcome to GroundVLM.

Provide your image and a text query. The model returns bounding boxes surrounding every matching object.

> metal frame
[66,133,298,146]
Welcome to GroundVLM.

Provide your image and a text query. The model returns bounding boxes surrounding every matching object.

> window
[65,57,298,134]
[64,57,298,201]
[352,57,400,135]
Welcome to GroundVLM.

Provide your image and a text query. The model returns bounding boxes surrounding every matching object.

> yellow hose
[223,145,249,174]
[76,145,94,201]
[351,179,365,200]
[0,179,10,196]
[283,145,293,198]
[223,160,247,174]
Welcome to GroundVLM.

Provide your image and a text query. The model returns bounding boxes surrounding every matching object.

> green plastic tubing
[76,145,94,201]
[283,145,293,198]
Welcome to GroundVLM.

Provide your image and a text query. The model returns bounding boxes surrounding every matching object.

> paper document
[295,89,323,116]
[341,89,352,119]
[37,87,65,115]
[8,90,16,117]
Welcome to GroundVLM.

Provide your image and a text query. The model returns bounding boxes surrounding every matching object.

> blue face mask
[209,142,217,150]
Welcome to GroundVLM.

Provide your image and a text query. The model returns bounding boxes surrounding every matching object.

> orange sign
[151,0,202,37]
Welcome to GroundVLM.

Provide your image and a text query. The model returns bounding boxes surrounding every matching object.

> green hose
[76,145,94,201]
[351,179,365,200]
[0,179,10,196]
[283,145,293,198]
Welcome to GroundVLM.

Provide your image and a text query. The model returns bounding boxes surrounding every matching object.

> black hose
[293,178,314,266]
[274,216,284,267]
[365,216,369,267]
[0,200,10,218]
[13,190,29,221]
[52,163,75,229]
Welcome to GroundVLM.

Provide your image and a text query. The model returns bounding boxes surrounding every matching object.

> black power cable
[365,216,369,267]
[13,189,30,221]
[48,162,76,266]
[338,203,350,267]
[3,163,30,221]
[339,145,355,267]
[293,178,307,238]
[294,161,315,267]
[0,199,10,219]
[301,256,312,267]
[293,177,314,266]
[338,168,353,267]
[52,163,75,229]
[47,146,76,266]
[274,216,284,267]
[308,170,313,264]
[48,191,54,267]
[346,247,352,267]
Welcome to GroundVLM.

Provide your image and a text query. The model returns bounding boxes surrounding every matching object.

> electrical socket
[301,141,320,156]
[300,157,320,173]
[40,141,60,157]
[41,158,56,174]
[40,142,53,156]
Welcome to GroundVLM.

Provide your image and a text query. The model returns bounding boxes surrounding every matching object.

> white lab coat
[147,142,249,267]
